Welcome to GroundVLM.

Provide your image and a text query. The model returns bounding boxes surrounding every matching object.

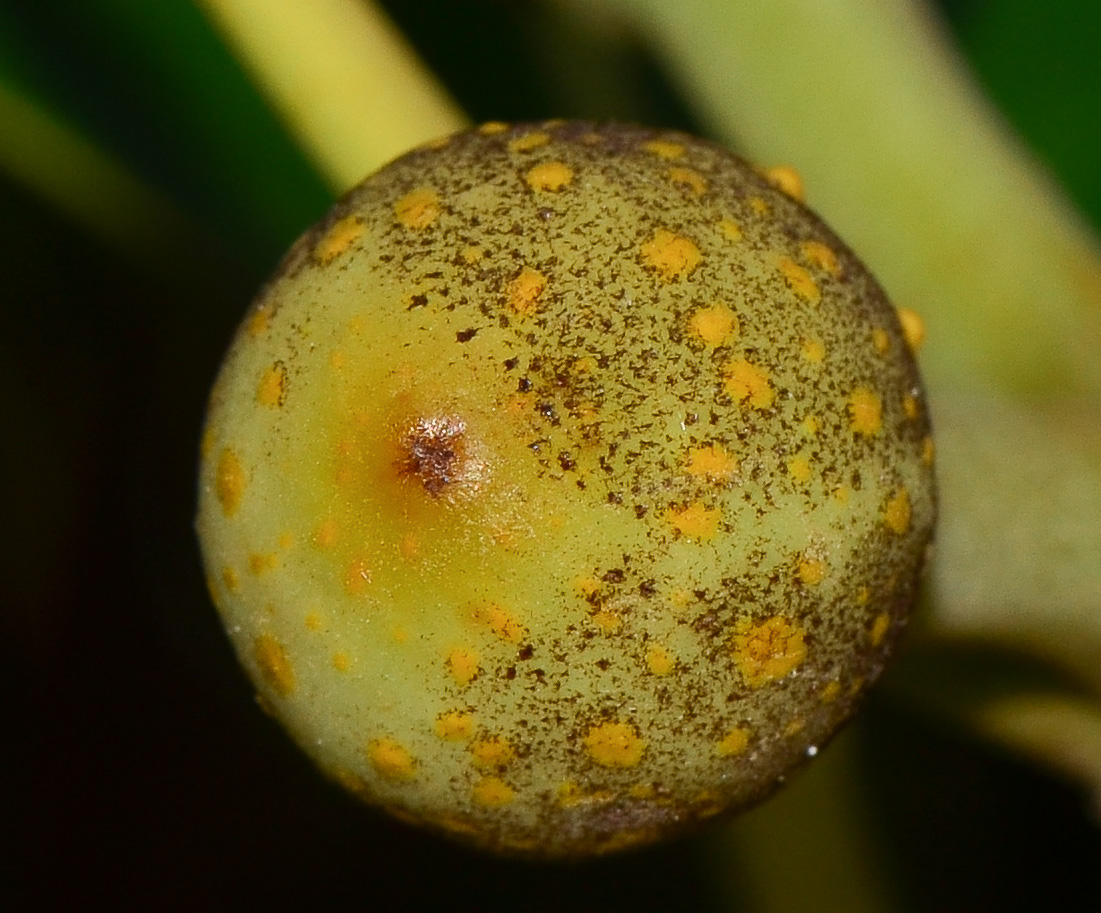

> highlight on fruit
[196,120,936,858]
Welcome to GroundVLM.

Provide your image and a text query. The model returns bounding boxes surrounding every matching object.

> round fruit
[196,120,935,857]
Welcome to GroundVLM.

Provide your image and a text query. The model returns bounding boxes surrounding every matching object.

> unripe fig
[197,121,935,857]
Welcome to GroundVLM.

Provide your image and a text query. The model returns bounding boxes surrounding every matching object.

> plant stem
[0,79,193,268]
[578,0,1101,402]
[196,0,468,193]
[927,394,1101,692]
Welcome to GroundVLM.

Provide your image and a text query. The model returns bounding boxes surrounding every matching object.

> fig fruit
[196,120,935,857]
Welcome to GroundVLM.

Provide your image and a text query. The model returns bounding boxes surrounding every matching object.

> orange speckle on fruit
[394,187,440,229]
[420,134,452,151]
[922,436,936,466]
[802,338,826,363]
[821,680,842,703]
[872,327,891,354]
[508,131,550,152]
[435,710,475,741]
[246,303,272,337]
[399,533,420,559]
[641,229,701,280]
[574,576,603,600]
[730,616,807,687]
[590,611,623,634]
[667,501,722,540]
[254,635,295,697]
[248,552,277,575]
[902,394,920,420]
[646,643,676,676]
[763,164,804,201]
[784,718,806,737]
[897,307,926,351]
[367,737,417,781]
[723,358,775,409]
[314,214,364,264]
[797,556,828,586]
[470,602,526,644]
[447,647,481,686]
[277,532,293,550]
[668,166,707,196]
[801,240,841,277]
[869,612,890,647]
[686,443,738,480]
[222,566,239,592]
[690,303,739,347]
[256,362,286,407]
[215,448,245,516]
[391,625,409,644]
[584,721,645,768]
[332,651,351,672]
[883,487,912,535]
[344,556,371,595]
[787,455,812,482]
[848,387,883,435]
[556,781,584,807]
[304,612,322,631]
[718,218,743,242]
[749,196,769,215]
[314,517,338,548]
[777,256,820,304]
[461,245,483,264]
[506,266,547,316]
[472,776,515,807]
[477,121,509,135]
[525,161,573,191]
[469,736,515,769]
[716,727,750,757]
[642,139,683,160]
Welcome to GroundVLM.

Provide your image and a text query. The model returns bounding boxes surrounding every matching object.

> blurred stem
[0,79,194,268]
[196,0,468,193]
[707,729,900,913]
[926,394,1101,692]
[971,693,1101,817]
[577,0,1101,402]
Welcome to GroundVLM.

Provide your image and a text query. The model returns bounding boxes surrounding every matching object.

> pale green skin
[196,121,935,857]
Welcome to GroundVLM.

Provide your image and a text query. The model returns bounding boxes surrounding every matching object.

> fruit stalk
[195,0,468,192]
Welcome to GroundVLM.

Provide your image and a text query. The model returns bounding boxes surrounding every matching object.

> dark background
[3,1,1100,909]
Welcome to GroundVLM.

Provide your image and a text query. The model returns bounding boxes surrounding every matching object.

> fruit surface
[196,120,935,857]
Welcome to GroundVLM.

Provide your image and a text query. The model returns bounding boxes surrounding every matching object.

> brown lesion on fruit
[394,415,482,498]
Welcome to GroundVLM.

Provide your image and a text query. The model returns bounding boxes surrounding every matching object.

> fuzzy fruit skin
[196,121,935,858]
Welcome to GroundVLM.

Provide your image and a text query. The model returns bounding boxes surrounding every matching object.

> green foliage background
[2,1,1099,910]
